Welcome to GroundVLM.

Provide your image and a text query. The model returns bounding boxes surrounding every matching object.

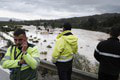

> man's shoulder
[27,43,38,52]
[98,39,108,44]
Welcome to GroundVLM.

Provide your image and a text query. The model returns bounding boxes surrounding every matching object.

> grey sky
[0,0,120,20]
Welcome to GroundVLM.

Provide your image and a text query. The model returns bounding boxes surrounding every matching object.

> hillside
[0,17,21,21]
[23,13,120,32]
[0,13,120,33]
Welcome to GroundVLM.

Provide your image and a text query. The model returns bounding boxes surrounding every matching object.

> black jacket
[94,37,120,75]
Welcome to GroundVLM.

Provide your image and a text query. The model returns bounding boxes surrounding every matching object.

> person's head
[110,26,120,37]
[63,22,72,31]
[13,28,27,47]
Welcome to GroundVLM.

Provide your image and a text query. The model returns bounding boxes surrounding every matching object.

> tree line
[0,13,120,33]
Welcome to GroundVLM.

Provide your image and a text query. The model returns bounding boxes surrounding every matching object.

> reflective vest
[1,43,40,80]
[1,43,40,70]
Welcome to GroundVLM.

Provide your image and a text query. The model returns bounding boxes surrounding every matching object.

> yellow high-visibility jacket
[52,30,78,63]
[1,43,40,71]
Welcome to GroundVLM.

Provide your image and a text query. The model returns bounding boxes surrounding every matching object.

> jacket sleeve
[52,38,64,63]
[70,36,78,54]
[94,44,101,62]
[73,42,78,54]
[1,46,20,69]
[22,46,40,69]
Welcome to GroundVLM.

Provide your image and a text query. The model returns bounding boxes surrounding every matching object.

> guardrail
[40,60,97,80]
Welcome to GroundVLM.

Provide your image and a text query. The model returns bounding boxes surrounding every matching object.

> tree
[44,22,48,30]
[51,22,55,29]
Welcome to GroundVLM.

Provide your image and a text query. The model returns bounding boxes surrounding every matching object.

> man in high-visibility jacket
[52,22,78,80]
[1,28,40,80]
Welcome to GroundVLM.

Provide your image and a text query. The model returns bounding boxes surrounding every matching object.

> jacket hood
[57,30,71,39]
[57,30,78,46]
[62,35,78,46]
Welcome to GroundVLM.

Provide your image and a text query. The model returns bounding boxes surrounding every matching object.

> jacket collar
[108,37,119,41]
[57,30,71,39]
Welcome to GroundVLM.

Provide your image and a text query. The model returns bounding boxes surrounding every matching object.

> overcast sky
[0,0,120,20]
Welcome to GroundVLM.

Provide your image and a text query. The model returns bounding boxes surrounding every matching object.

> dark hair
[63,22,72,31]
[110,26,120,37]
[14,28,26,36]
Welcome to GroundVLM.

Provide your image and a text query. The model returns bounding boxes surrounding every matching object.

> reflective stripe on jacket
[94,37,120,75]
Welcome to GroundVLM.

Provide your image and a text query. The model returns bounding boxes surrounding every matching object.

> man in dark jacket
[94,26,120,80]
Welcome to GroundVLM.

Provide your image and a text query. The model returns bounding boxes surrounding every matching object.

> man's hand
[19,59,26,64]
[21,37,28,53]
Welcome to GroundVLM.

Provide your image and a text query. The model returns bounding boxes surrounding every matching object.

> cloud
[96,5,120,13]
[0,0,120,20]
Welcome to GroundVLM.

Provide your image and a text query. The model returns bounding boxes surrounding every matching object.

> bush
[40,51,47,55]
[43,40,47,42]
[73,53,98,73]
[6,39,13,47]
[47,45,52,48]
